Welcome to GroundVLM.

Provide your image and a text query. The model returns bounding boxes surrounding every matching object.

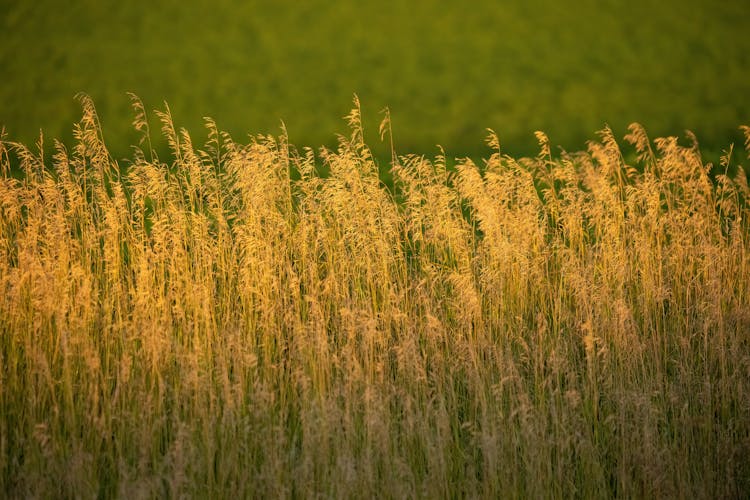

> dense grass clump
[1,96,749,498]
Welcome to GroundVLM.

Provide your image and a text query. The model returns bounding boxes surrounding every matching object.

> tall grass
[1,95,749,498]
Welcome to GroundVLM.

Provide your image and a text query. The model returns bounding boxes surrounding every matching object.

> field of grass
[0,96,748,497]
[2,0,749,160]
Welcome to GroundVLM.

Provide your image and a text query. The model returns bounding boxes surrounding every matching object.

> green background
[1,0,749,160]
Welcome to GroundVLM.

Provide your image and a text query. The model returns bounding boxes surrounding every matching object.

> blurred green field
[1,0,749,160]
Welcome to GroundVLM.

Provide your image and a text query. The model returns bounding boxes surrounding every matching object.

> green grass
[1,0,749,160]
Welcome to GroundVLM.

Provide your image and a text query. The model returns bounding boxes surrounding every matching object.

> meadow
[0,95,748,497]
[2,0,750,160]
